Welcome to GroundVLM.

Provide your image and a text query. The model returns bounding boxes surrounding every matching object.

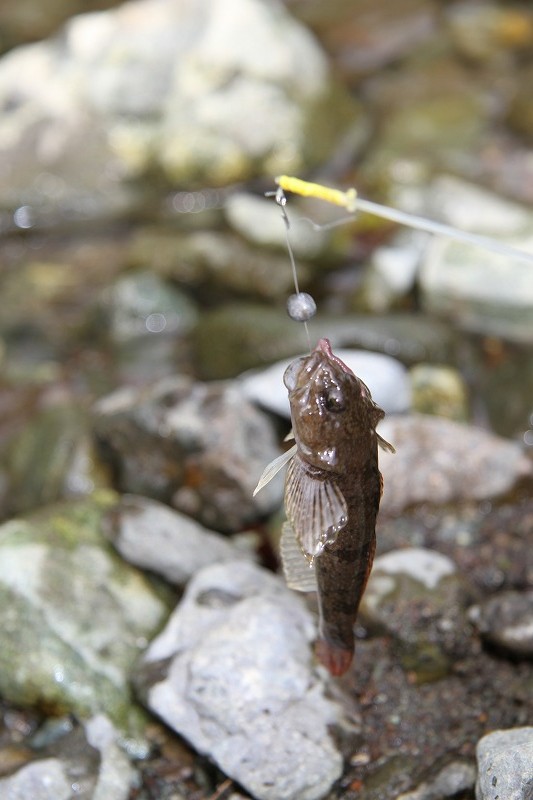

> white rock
[137,561,343,800]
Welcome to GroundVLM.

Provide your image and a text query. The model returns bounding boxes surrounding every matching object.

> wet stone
[0,496,168,736]
[475,727,533,800]
[135,561,343,800]
[93,376,283,532]
[469,590,533,659]
[377,414,532,516]
[104,494,254,586]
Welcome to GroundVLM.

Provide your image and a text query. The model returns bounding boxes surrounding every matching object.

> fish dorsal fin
[253,444,297,497]
[377,432,395,453]
[280,521,317,592]
[285,455,348,559]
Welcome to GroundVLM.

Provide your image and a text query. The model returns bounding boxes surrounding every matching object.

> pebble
[240,348,411,418]
[0,758,72,800]
[475,727,533,800]
[469,591,533,659]
[104,494,254,586]
[134,561,343,800]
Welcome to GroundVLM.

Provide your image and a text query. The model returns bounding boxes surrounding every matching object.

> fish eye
[324,390,345,412]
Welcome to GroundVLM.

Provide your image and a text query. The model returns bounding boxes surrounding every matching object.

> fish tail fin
[315,638,353,677]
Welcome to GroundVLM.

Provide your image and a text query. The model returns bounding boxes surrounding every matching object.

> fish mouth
[315,339,354,377]
[284,338,353,393]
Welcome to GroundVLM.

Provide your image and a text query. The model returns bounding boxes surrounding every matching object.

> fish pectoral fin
[253,444,297,496]
[283,429,295,442]
[285,455,348,559]
[280,521,317,592]
[377,432,395,453]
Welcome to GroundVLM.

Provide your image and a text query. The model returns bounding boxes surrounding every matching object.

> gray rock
[469,591,533,659]
[359,229,428,313]
[420,235,533,344]
[0,758,72,800]
[378,415,532,515]
[224,192,330,259]
[361,547,467,682]
[0,0,362,222]
[135,561,343,800]
[0,496,168,735]
[396,759,476,799]
[105,494,253,585]
[239,348,411,418]
[475,727,533,800]
[93,377,283,532]
[418,177,533,344]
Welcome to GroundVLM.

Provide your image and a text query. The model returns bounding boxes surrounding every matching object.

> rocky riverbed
[0,1,532,799]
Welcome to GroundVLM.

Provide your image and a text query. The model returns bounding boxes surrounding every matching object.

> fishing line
[267,186,313,352]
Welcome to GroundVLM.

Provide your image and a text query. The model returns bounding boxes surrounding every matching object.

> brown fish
[255,338,394,676]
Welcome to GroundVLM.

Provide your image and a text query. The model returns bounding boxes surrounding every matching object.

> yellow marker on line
[276,175,357,212]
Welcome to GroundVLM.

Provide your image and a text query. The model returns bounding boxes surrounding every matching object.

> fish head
[284,338,383,472]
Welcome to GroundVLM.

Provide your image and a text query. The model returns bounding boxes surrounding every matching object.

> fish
[254,337,394,676]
